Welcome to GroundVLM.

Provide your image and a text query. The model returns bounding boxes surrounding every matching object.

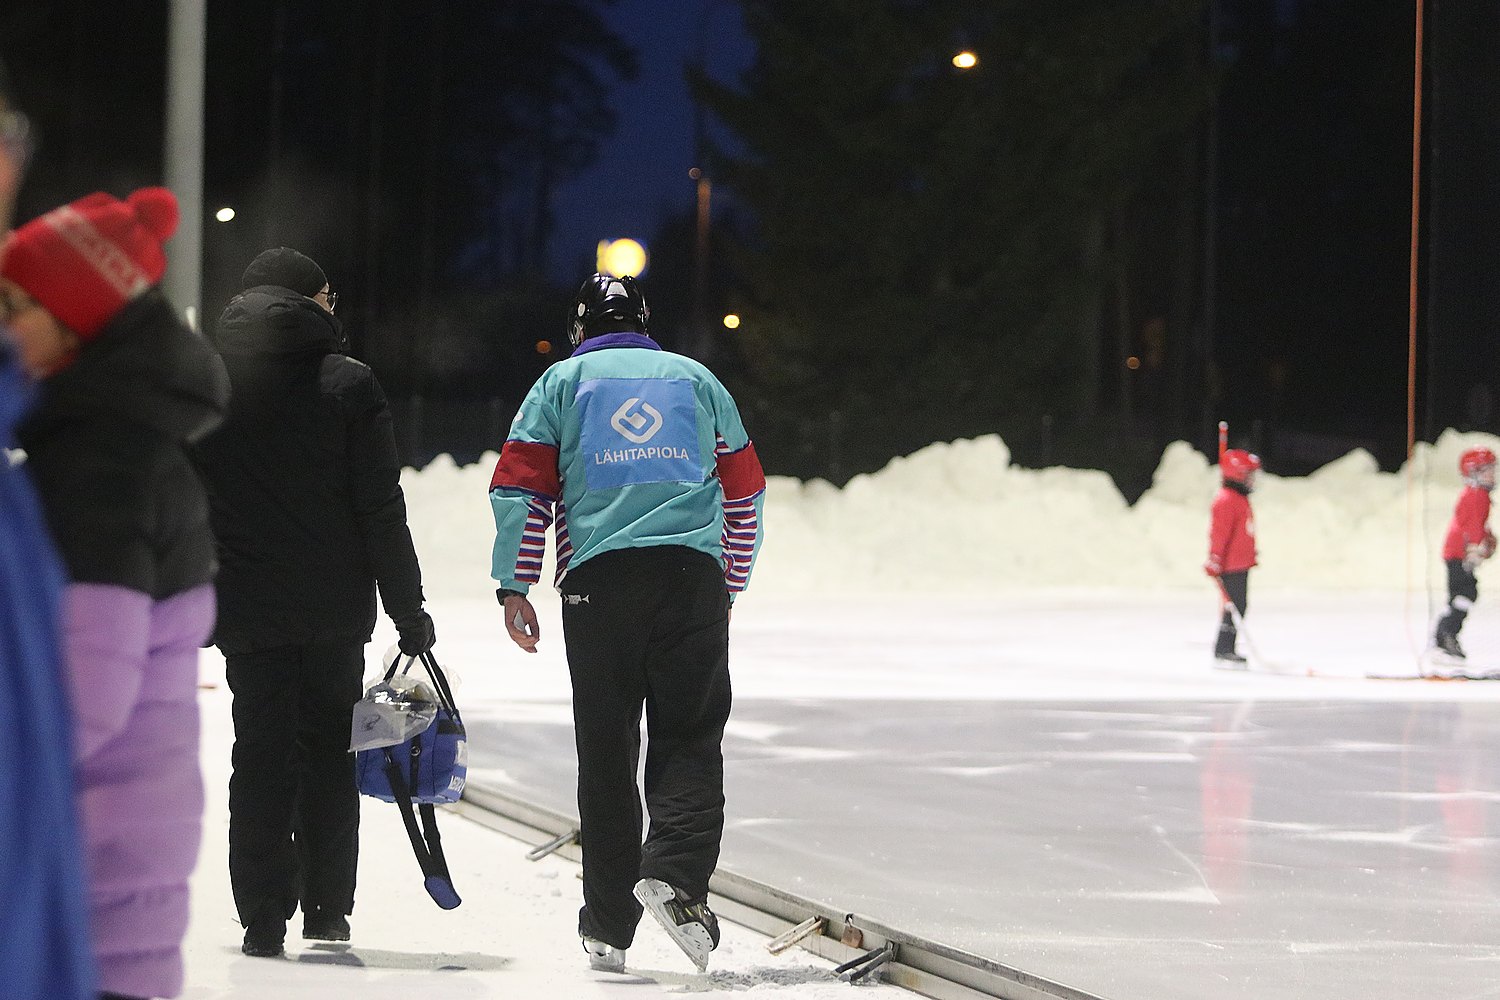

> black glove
[395,610,436,656]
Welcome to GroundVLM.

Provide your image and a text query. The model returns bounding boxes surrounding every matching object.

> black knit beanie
[241,246,327,297]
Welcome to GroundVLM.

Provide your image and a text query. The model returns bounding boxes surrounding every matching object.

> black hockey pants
[1216,571,1250,656]
[1437,559,1479,641]
[226,638,366,927]
[561,546,732,949]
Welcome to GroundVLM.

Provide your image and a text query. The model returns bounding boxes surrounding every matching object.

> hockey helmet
[568,273,649,347]
[1220,449,1262,488]
[1460,446,1497,487]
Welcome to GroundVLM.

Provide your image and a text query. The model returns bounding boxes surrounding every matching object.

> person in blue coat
[0,59,96,1000]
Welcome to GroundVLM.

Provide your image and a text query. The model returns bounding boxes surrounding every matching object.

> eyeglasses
[0,109,34,172]
[315,289,338,313]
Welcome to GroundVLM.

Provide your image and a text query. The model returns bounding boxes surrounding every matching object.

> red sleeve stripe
[715,441,766,503]
[491,440,562,500]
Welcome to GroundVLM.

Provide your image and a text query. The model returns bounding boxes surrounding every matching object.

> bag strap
[418,650,462,723]
[381,746,462,910]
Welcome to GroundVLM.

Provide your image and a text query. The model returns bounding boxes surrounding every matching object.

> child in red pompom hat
[4,186,230,1000]
[0,186,178,376]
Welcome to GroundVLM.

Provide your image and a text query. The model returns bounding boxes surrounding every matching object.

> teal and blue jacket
[488,332,765,598]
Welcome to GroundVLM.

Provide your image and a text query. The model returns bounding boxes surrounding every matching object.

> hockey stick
[1212,577,1300,676]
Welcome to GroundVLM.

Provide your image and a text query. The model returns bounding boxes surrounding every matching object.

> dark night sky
[4,1,1498,482]
[547,0,754,283]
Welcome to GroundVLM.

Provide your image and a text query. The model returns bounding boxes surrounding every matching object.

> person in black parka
[193,246,436,957]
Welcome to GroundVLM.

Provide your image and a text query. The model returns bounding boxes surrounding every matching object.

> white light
[215,207,236,223]
[722,314,741,330]
[953,51,978,70]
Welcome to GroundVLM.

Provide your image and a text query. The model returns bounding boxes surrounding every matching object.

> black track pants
[561,546,732,949]
[226,638,366,926]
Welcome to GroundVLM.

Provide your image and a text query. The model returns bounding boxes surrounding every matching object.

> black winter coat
[193,285,425,655]
[18,289,229,597]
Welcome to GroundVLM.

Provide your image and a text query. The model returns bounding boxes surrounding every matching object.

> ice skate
[1213,650,1249,670]
[1214,628,1248,670]
[633,878,719,972]
[1434,632,1466,661]
[581,935,627,973]
[1425,637,1470,679]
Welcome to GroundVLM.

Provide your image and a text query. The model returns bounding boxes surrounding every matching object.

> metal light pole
[691,167,712,359]
[163,0,206,329]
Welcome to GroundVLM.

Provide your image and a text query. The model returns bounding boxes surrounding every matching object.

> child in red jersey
[1205,449,1261,665]
[1432,446,1497,669]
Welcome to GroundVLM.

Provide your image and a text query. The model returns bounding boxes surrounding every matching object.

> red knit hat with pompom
[0,187,179,339]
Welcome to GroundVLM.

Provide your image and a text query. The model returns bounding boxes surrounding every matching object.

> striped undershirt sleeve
[715,433,766,595]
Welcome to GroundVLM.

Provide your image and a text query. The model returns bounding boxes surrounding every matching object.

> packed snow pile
[401,429,1500,598]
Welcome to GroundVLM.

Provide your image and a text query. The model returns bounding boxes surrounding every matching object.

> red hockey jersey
[1207,487,1257,574]
[1442,485,1493,561]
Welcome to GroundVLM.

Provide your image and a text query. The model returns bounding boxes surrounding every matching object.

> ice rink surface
[435,590,1500,1000]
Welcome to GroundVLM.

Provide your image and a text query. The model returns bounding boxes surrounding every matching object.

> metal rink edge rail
[454,780,1108,1000]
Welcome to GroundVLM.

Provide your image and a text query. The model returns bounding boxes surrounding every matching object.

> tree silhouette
[696,0,1211,482]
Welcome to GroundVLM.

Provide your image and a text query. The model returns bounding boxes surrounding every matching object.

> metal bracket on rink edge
[456,780,1109,1000]
[765,915,827,955]
[524,827,579,862]
[835,940,896,984]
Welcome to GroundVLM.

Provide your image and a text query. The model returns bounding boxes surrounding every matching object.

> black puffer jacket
[18,289,229,597]
[193,285,425,655]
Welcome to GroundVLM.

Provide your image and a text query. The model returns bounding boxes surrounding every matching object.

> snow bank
[402,429,1500,598]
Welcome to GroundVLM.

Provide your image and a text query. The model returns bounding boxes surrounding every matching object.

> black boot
[302,906,351,942]
[242,909,287,957]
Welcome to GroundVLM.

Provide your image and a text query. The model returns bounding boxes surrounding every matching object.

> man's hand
[503,593,540,653]
[1203,558,1223,578]
[394,609,436,656]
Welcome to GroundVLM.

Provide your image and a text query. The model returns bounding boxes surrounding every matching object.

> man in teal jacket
[490,274,764,973]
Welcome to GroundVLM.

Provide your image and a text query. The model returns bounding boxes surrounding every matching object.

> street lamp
[952,50,978,70]
[596,238,647,278]
[214,207,235,222]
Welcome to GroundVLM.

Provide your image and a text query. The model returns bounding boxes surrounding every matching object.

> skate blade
[634,878,712,972]
[582,937,627,973]
[587,951,627,973]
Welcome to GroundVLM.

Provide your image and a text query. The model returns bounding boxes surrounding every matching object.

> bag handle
[380,650,462,722]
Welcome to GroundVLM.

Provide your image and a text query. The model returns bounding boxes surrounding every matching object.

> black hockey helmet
[568,273,649,347]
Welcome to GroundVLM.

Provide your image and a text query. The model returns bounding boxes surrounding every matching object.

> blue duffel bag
[354,651,465,908]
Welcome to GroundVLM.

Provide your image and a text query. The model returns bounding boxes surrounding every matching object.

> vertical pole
[1405,0,1427,662]
[693,173,712,358]
[1200,0,1220,449]
[1218,420,1228,462]
[163,0,207,329]
[1407,0,1425,463]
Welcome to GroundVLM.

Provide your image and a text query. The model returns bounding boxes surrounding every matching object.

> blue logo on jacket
[578,378,701,489]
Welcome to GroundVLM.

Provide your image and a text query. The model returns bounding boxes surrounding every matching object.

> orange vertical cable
[1408,0,1423,462]
[1405,0,1425,658]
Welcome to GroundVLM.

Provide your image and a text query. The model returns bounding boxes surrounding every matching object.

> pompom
[127,186,180,242]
